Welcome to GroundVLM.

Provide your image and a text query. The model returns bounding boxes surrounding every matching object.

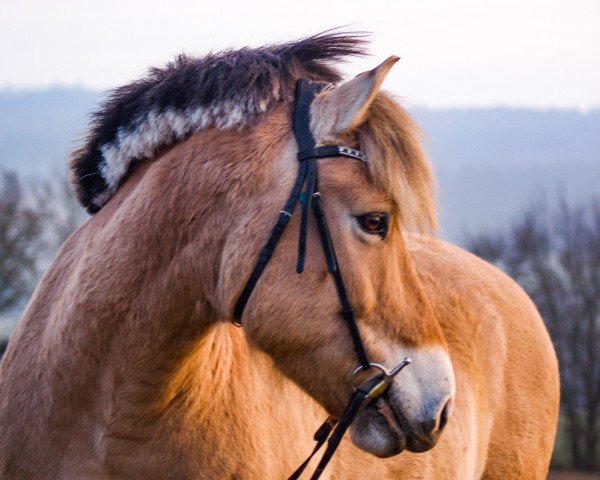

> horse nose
[420,397,452,437]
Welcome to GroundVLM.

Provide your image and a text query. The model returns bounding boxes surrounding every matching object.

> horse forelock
[359,94,437,233]
[69,31,368,214]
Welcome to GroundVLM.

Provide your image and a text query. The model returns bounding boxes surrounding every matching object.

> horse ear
[311,55,399,140]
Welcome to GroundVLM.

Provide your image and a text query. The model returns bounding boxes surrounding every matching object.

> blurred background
[1,0,598,476]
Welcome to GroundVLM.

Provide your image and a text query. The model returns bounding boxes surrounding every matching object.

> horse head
[217,57,455,458]
[69,33,455,461]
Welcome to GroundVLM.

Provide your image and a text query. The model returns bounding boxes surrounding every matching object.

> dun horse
[0,33,559,478]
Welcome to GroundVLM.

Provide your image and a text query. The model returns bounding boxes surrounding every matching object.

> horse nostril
[420,418,437,436]
[420,399,451,437]
[438,400,450,432]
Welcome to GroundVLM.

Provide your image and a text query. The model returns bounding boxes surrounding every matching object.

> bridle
[232,79,411,479]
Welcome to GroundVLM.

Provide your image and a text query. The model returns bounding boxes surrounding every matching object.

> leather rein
[232,79,410,479]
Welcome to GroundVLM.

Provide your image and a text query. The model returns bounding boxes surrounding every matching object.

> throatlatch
[232,79,410,480]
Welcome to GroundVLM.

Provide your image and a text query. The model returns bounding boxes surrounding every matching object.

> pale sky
[1,0,599,109]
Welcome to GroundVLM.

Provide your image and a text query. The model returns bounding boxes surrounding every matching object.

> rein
[233,79,410,479]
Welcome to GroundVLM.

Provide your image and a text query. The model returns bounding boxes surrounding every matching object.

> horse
[0,32,559,479]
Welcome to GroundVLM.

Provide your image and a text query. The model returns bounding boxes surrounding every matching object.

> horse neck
[35,146,322,473]
[14,214,320,476]
[59,167,271,405]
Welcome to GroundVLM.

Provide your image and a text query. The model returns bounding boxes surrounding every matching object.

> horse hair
[70,31,368,214]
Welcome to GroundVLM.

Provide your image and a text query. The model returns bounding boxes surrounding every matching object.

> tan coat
[0,59,558,479]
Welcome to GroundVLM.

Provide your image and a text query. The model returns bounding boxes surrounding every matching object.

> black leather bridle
[233,79,410,480]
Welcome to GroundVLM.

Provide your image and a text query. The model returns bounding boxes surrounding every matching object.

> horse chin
[349,398,407,458]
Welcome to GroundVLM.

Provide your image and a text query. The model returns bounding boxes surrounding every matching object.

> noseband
[233,79,410,479]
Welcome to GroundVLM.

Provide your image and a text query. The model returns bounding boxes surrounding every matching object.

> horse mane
[70,31,368,214]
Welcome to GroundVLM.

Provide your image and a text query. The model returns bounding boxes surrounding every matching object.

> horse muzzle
[350,389,453,457]
[349,348,455,458]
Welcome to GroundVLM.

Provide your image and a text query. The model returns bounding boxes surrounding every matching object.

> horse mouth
[349,393,441,458]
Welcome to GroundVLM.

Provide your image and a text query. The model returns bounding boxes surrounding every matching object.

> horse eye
[356,213,388,238]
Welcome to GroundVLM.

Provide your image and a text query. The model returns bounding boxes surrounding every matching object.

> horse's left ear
[310,55,399,140]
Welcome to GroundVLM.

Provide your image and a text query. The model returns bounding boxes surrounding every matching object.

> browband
[297,145,368,163]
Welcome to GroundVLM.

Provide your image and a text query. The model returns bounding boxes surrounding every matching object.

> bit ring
[351,363,390,389]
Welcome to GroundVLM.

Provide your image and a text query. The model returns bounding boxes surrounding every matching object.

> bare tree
[0,170,45,313]
[467,197,600,471]
[0,170,87,340]
[32,172,88,261]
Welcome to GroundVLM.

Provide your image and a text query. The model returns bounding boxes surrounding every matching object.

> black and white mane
[70,32,367,214]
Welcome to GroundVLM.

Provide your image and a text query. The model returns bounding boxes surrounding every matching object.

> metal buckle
[351,358,411,399]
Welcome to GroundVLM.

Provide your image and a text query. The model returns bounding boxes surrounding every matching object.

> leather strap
[232,79,369,327]
[296,158,317,273]
[288,374,384,480]
[298,145,368,163]
[232,160,308,324]
[309,389,368,480]
[311,175,370,370]
[232,78,374,480]
[287,418,334,480]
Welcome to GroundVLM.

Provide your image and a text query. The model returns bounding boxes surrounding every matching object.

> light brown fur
[0,89,558,478]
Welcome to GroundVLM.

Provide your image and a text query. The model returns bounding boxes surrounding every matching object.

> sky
[1,0,599,110]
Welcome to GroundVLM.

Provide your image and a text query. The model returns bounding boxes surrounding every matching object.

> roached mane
[70,32,368,214]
